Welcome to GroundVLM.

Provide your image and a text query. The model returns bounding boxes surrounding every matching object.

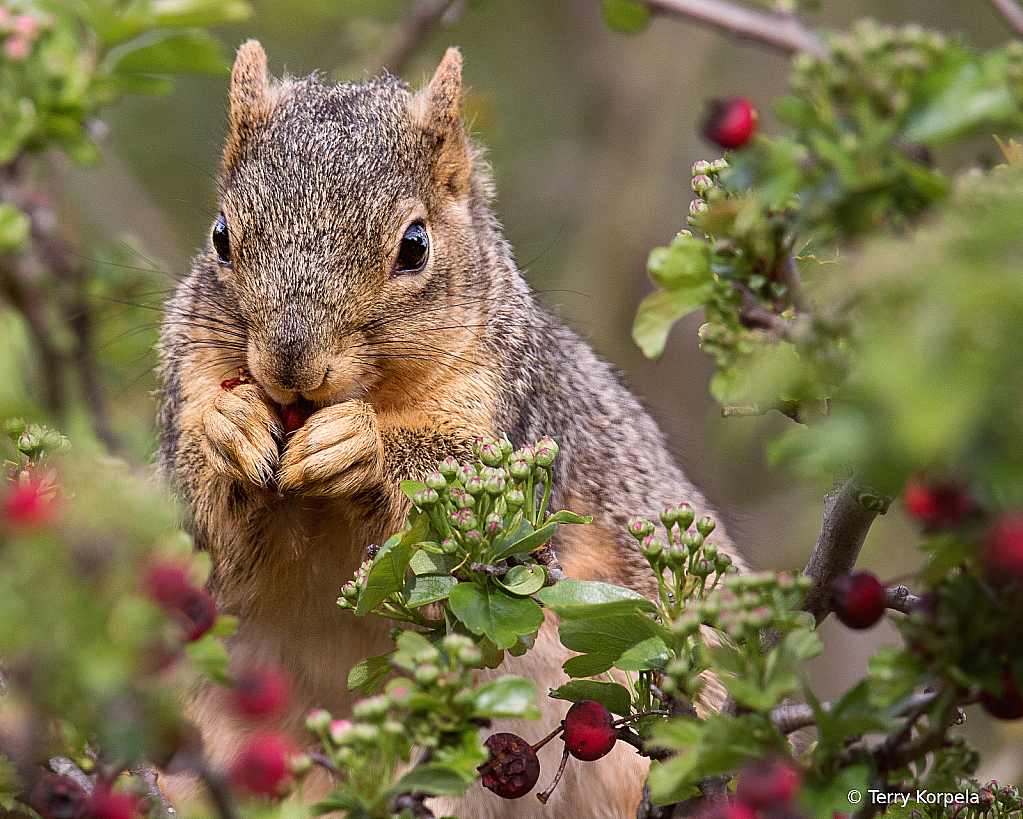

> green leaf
[647,235,713,290]
[601,0,652,32]
[494,564,547,597]
[615,635,671,671]
[410,549,457,576]
[448,582,544,650]
[400,479,428,504]
[403,574,457,608]
[355,515,430,615]
[563,653,616,677]
[558,611,669,673]
[386,763,474,798]
[539,579,657,618]
[150,0,254,29]
[184,635,231,684]
[471,677,540,720]
[111,32,229,77]
[544,510,592,525]
[347,653,393,694]
[633,286,714,359]
[491,519,559,561]
[549,680,633,716]
[0,205,30,251]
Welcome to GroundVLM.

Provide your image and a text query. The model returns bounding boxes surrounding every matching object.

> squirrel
[157,41,744,817]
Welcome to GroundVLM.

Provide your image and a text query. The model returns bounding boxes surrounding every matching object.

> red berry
[176,586,217,641]
[562,700,617,761]
[280,402,313,436]
[144,561,217,641]
[980,669,1023,720]
[89,787,140,819]
[29,775,89,819]
[735,759,801,808]
[480,733,540,799]
[144,563,193,608]
[983,514,1023,582]
[2,476,58,530]
[829,572,887,630]
[233,665,292,718]
[903,478,978,532]
[700,801,759,819]
[229,732,298,796]
[701,98,758,150]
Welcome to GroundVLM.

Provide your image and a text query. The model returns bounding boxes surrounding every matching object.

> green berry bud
[329,719,353,745]
[414,644,440,665]
[692,174,714,196]
[692,557,714,577]
[534,437,559,467]
[413,488,439,508]
[415,663,440,685]
[477,437,505,467]
[425,471,448,491]
[696,516,716,537]
[659,504,677,530]
[352,723,380,743]
[40,429,63,453]
[641,534,664,560]
[710,158,729,173]
[702,543,718,561]
[457,644,483,668]
[352,695,389,721]
[386,683,412,708]
[714,554,732,574]
[689,198,709,218]
[627,516,656,540]
[454,510,478,533]
[517,445,537,468]
[464,476,485,497]
[440,538,458,555]
[438,456,460,480]
[665,542,688,572]
[676,503,695,530]
[505,489,525,513]
[680,530,704,554]
[306,708,332,733]
[464,529,482,547]
[485,512,503,536]
[508,459,531,481]
[483,471,508,497]
[692,160,713,176]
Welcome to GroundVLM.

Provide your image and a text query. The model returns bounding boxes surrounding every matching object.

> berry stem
[536,746,570,805]
[529,723,565,754]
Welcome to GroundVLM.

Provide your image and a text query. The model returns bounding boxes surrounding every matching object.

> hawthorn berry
[983,514,1023,583]
[980,668,1023,721]
[175,586,217,641]
[144,561,217,641]
[29,775,89,819]
[88,786,140,819]
[735,759,801,809]
[233,665,292,718]
[829,572,887,629]
[480,732,541,799]
[699,801,758,819]
[562,700,617,761]
[279,402,313,436]
[229,732,299,796]
[701,97,759,150]
[903,478,978,532]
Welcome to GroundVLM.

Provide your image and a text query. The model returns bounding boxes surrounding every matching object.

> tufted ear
[222,40,273,177]
[412,47,473,195]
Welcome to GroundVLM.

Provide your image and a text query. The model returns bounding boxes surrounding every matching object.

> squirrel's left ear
[412,48,472,195]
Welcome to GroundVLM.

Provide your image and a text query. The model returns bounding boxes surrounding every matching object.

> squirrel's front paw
[278,401,385,497]
[202,384,283,487]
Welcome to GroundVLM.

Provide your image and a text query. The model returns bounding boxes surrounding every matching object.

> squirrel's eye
[212,214,232,264]
[393,222,429,275]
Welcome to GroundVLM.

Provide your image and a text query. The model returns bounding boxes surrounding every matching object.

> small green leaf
[491,519,559,561]
[539,579,656,618]
[563,653,616,677]
[0,205,30,251]
[355,515,430,615]
[150,0,254,29]
[347,653,393,694]
[615,635,671,671]
[471,677,540,720]
[544,510,592,525]
[448,582,544,650]
[549,680,633,716]
[387,764,474,798]
[494,564,547,597]
[111,31,229,76]
[410,549,457,575]
[403,574,457,608]
[633,286,713,359]
[602,0,651,33]
[647,235,713,290]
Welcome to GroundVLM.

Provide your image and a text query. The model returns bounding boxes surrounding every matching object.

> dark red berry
[562,700,617,761]
[280,402,313,436]
[701,98,758,150]
[980,669,1023,720]
[903,478,979,532]
[89,787,139,819]
[175,586,217,641]
[233,665,292,718]
[699,800,759,819]
[829,572,887,630]
[144,561,217,641]
[29,775,89,819]
[735,759,801,809]
[480,733,540,799]
[983,514,1023,583]
[229,732,298,796]
[143,562,192,608]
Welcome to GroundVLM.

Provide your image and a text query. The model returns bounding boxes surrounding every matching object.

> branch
[801,478,887,625]
[376,0,468,74]
[770,691,939,735]
[647,0,828,59]
[885,585,922,615]
[988,0,1023,38]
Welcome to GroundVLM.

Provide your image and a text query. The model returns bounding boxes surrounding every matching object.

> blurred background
[8,0,1021,780]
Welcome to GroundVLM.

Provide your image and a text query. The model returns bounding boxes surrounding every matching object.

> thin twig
[770,691,939,735]
[801,478,887,626]
[647,0,828,59]
[988,0,1023,37]
[376,0,468,75]
[131,763,177,818]
[885,585,922,615]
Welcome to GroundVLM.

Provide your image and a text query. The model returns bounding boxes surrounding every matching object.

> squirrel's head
[205,41,499,409]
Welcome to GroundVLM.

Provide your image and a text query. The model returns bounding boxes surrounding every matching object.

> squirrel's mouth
[220,368,319,436]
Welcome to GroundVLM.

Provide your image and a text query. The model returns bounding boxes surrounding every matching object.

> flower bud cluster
[687,158,729,230]
[336,559,372,611]
[629,504,736,618]
[0,8,51,63]
[305,632,488,795]
[4,418,70,467]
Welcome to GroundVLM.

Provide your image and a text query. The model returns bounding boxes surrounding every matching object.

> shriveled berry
[983,514,1023,583]
[735,759,801,808]
[980,669,1023,721]
[233,665,292,718]
[480,732,540,799]
[29,775,89,819]
[829,572,886,629]
[229,732,298,796]
[562,699,617,761]
[701,97,758,150]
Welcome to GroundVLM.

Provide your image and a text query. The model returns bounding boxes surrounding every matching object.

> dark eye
[212,214,231,264]
[393,222,429,274]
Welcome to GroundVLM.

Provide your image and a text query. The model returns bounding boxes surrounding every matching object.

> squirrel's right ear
[222,40,273,177]
[412,47,473,195]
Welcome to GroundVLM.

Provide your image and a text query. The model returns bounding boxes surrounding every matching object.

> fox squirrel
[157,41,743,816]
